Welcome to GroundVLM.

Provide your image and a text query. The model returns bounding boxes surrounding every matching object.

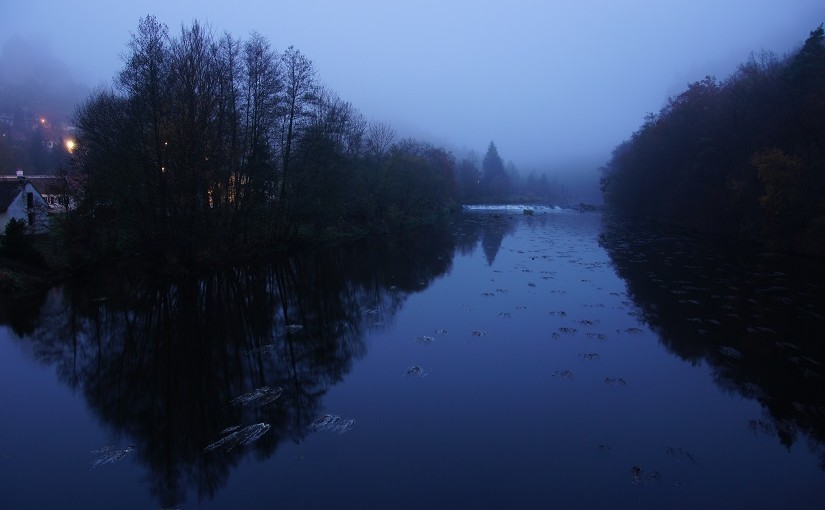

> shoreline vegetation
[600,25,825,256]
[1,16,564,294]
[4,20,824,295]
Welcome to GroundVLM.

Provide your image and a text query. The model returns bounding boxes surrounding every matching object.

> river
[1,207,823,509]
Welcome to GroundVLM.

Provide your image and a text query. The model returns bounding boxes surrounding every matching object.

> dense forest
[58,17,564,267]
[600,25,825,255]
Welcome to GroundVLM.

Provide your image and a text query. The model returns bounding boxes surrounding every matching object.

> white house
[0,176,50,234]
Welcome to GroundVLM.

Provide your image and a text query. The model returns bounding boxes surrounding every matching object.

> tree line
[455,141,566,205]
[68,16,464,265]
[600,25,825,255]
[12,15,573,270]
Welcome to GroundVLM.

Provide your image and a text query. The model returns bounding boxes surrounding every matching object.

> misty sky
[2,0,823,172]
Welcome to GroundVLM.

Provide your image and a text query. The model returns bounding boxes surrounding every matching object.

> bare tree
[278,46,316,206]
[365,121,396,159]
[118,15,171,233]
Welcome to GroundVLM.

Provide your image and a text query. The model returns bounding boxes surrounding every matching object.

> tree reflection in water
[600,217,825,470]
[8,225,459,507]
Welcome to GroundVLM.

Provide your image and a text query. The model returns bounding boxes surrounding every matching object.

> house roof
[0,181,21,212]
[0,180,24,213]
[25,176,66,195]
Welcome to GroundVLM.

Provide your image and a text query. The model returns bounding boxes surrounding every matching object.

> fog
[2,0,823,175]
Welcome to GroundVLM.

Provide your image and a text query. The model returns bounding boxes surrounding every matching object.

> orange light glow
[65,138,77,154]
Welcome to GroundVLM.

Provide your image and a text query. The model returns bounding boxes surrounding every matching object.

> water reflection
[452,211,519,265]
[6,211,822,508]
[600,217,825,469]
[2,226,459,507]
[0,291,47,336]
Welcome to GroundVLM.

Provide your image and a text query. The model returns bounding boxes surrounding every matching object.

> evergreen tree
[480,141,510,201]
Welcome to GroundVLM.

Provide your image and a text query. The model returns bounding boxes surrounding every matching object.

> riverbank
[0,210,459,296]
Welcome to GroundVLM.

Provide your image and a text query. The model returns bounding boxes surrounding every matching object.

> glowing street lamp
[65,138,77,154]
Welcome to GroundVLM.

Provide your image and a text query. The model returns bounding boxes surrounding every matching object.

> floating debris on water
[405,365,428,378]
[630,465,661,486]
[90,445,135,469]
[251,343,278,354]
[630,465,643,484]
[604,377,627,385]
[205,423,271,453]
[746,326,777,335]
[231,387,284,408]
[579,353,600,360]
[553,369,574,379]
[586,333,608,340]
[309,414,355,434]
[498,312,512,318]
[434,329,448,335]
[665,447,697,464]
[471,330,487,337]
[482,292,496,297]
[623,327,644,334]
[718,346,743,360]
[577,319,598,326]
[415,335,435,344]
[548,311,568,317]
[558,327,577,335]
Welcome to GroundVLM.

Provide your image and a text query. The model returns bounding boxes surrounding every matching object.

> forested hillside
[601,25,825,254]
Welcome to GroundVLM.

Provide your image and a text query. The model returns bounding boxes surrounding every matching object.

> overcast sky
[2,0,823,172]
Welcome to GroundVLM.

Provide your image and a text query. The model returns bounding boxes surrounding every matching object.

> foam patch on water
[90,445,135,469]
[231,387,284,408]
[308,414,355,434]
[462,204,565,213]
[204,423,271,452]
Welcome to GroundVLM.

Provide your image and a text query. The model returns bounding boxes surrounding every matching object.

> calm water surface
[1,209,823,509]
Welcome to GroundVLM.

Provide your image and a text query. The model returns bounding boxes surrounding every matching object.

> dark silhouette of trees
[70,17,460,266]
[480,141,511,201]
[9,221,461,507]
[601,25,825,254]
[599,217,825,470]
[380,139,457,227]
[455,155,482,203]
